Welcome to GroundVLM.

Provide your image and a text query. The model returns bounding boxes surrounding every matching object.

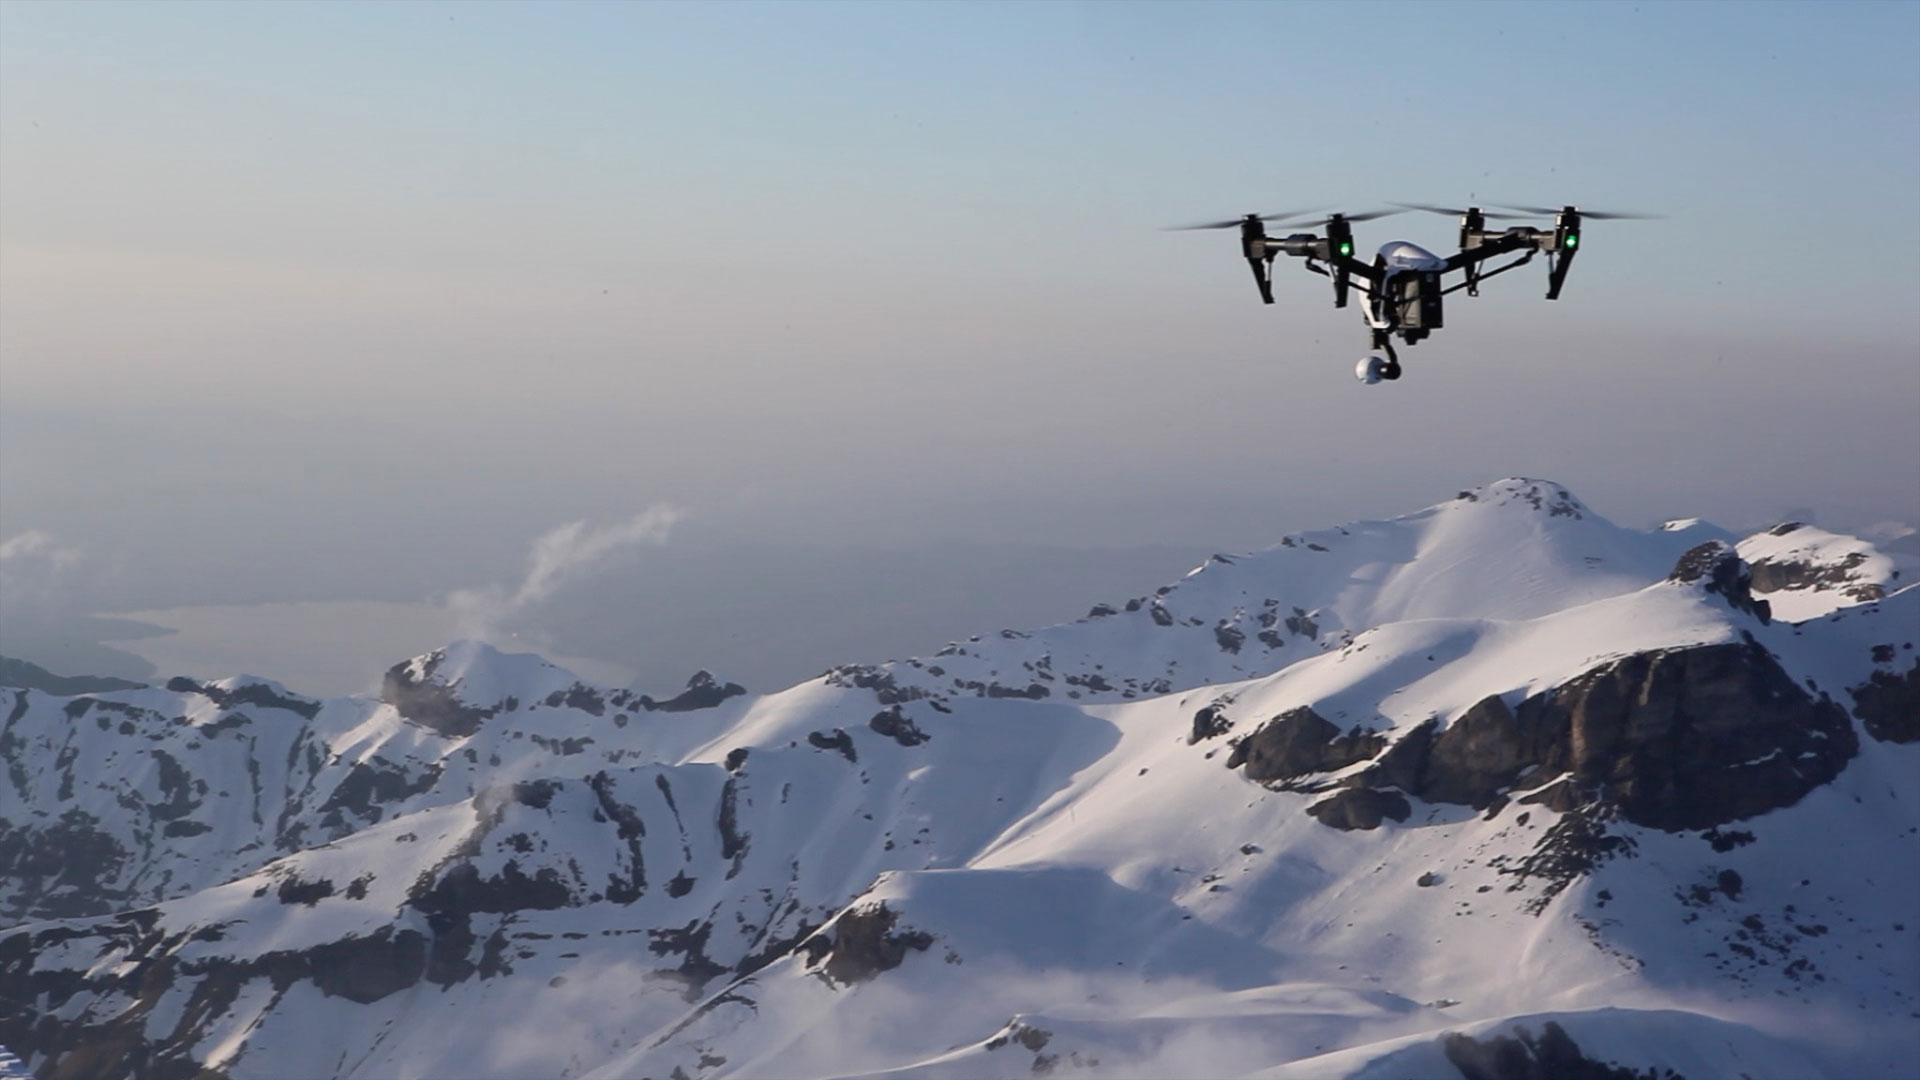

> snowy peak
[3,480,1916,1080]
[827,479,1739,714]
[1737,521,1907,621]
[381,639,588,736]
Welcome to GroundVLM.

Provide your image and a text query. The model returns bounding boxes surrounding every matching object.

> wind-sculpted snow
[3,478,1916,1080]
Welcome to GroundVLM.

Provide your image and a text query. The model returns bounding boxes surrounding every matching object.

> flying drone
[1170,202,1657,383]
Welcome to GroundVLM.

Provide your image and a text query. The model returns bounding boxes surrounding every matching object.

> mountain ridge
[3,477,1915,1080]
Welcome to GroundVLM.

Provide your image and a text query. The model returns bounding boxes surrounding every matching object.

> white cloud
[0,530,84,614]
[446,505,687,639]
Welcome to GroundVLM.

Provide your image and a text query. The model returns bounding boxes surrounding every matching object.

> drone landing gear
[1356,336,1402,385]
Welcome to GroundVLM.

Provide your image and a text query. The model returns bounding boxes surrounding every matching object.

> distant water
[101,601,636,698]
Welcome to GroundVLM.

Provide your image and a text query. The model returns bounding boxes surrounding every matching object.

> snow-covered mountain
[3,479,1915,1080]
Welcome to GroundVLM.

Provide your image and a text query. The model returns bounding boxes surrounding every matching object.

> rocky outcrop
[1442,1019,1682,1080]
[1851,659,1920,743]
[1746,524,1886,605]
[1240,642,1857,833]
[869,706,930,747]
[646,671,747,713]
[1225,707,1386,782]
[1306,787,1410,831]
[1668,542,1770,625]
[805,902,934,986]
[382,655,511,738]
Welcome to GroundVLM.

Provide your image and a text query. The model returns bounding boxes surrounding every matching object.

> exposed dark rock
[0,807,133,921]
[0,916,428,1078]
[982,681,1049,700]
[1701,828,1754,853]
[1717,868,1744,900]
[1667,542,1770,624]
[530,733,594,755]
[824,664,931,705]
[408,857,571,986]
[1748,550,1884,606]
[309,927,430,1003]
[1149,604,1175,627]
[1422,695,1559,809]
[1850,659,1920,743]
[1319,642,1855,833]
[807,728,858,763]
[276,874,335,906]
[165,676,320,719]
[987,1021,1053,1052]
[381,656,506,738]
[1214,623,1246,654]
[1517,777,1584,814]
[717,778,748,866]
[1306,787,1411,831]
[314,760,441,835]
[808,902,934,986]
[1442,1019,1682,1080]
[725,747,750,772]
[588,772,648,904]
[1488,808,1636,915]
[647,671,747,713]
[1189,704,1233,744]
[147,750,201,822]
[542,683,607,715]
[647,919,730,1000]
[869,706,930,747]
[1225,707,1386,782]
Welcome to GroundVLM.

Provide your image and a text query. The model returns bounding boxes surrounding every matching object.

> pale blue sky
[2,1,1917,633]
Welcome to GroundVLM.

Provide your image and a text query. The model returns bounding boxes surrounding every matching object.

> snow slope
[3,478,1915,1080]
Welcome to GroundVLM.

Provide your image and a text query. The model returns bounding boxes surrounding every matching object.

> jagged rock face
[1236,642,1857,833]
[1532,642,1855,830]
[805,902,933,986]
[1225,706,1385,782]
[1306,787,1411,831]
[382,654,510,737]
[1668,542,1770,625]
[647,670,747,713]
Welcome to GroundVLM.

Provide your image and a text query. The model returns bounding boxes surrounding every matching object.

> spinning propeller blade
[1493,203,1663,220]
[1289,208,1407,227]
[1164,207,1326,231]
[1391,202,1534,221]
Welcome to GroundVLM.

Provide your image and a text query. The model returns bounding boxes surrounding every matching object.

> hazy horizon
[3,1,1917,689]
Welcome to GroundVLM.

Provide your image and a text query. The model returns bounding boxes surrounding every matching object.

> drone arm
[1439,250,1534,296]
[1300,255,1378,299]
[1441,231,1536,274]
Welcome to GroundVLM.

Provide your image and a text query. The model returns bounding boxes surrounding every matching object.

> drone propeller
[1493,203,1662,221]
[1292,208,1406,227]
[1164,207,1327,231]
[1391,202,1535,221]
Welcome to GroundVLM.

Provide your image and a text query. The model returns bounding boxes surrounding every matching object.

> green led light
[1338,241,1352,256]
[1565,234,1579,249]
